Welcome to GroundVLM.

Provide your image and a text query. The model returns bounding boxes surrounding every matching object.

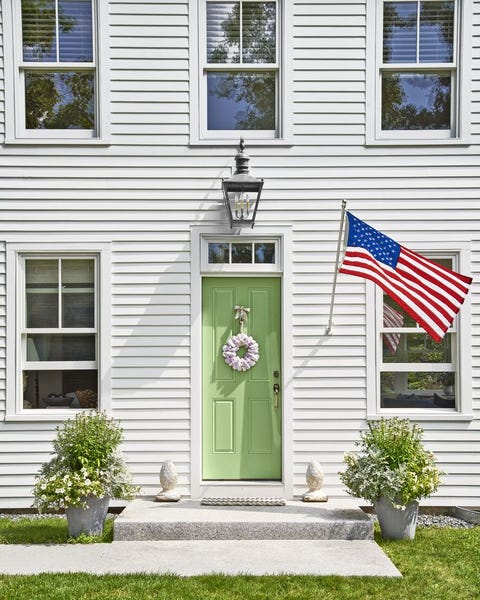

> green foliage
[339,418,442,507]
[33,412,140,512]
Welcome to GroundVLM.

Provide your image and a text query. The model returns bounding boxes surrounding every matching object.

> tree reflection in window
[25,71,94,129]
[206,1,277,130]
[382,1,454,131]
[382,72,451,130]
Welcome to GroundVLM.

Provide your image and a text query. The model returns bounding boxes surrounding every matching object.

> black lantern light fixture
[222,139,264,228]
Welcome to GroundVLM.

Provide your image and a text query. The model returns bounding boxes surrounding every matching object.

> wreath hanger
[223,306,259,372]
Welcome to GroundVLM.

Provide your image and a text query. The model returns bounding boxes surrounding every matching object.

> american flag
[339,212,472,343]
[383,302,404,354]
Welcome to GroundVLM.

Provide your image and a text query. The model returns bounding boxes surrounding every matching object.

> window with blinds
[204,0,279,134]
[380,0,457,134]
[20,0,95,131]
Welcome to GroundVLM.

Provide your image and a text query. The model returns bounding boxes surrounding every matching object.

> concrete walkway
[0,539,401,576]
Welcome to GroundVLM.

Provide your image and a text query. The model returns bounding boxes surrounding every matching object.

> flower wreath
[223,332,260,372]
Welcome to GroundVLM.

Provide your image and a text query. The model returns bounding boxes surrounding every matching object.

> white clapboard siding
[0,0,479,507]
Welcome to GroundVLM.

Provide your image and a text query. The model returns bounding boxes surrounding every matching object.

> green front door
[202,277,282,480]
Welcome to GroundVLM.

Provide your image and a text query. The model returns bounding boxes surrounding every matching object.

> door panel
[202,277,281,480]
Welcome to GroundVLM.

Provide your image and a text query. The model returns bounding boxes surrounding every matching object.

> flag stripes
[339,212,472,343]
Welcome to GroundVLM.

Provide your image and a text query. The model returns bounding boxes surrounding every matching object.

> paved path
[0,540,401,577]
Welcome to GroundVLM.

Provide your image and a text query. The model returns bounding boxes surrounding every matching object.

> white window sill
[4,410,99,422]
[4,137,111,146]
[365,137,471,147]
[189,138,293,147]
[367,412,474,422]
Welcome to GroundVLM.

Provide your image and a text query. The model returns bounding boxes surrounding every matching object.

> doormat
[201,497,286,506]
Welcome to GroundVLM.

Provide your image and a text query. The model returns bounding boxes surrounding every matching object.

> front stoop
[113,498,373,541]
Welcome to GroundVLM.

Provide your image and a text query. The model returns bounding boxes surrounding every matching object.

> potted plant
[339,417,442,540]
[33,411,140,537]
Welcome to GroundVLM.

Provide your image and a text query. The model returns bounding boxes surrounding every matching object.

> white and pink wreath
[222,332,260,372]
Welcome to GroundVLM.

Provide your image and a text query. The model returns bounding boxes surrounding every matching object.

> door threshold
[197,481,286,500]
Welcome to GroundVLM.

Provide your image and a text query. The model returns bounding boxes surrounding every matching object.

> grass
[0,521,479,599]
[0,515,113,544]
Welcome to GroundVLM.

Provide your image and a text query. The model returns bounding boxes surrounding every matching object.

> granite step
[113,498,373,541]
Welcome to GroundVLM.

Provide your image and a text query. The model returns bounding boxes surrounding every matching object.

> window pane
[207,71,276,130]
[232,243,252,263]
[22,0,57,62]
[381,371,455,409]
[26,259,59,328]
[207,2,240,63]
[208,242,230,263]
[420,1,454,63]
[25,71,95,130]
[59,0,93,62]
[254,243,275,263]
[383,2,417,63]
[23,369,97,409]
[62,259,95,328]
[27,334,95,361]
[382,72,451,130]
[242,2,276,63]
[383,332,452,362]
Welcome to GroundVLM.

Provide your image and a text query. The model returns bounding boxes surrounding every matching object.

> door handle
[273,383,280,409]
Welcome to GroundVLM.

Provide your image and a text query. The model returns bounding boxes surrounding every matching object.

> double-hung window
[193,0,288,141]
[21,256,98,411]
[367,0,472,143]
[3,0,108,142]
[369,252,472,418]
[6,244,111,419]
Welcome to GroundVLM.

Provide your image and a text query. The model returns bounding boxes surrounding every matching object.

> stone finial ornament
[155,459,181,502]
[302,460,328,502]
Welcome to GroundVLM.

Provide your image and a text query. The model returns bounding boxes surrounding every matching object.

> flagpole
[326,200,347,335]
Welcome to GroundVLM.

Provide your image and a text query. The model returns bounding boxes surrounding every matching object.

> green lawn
[0,523,479,599]
[0,515,113,544]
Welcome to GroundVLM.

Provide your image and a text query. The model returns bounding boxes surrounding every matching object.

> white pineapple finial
[155,459,181,502]
[302,459,328,502]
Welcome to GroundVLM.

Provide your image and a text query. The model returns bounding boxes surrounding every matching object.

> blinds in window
[207,2,240,63]
[59,0,93,62]
[206,1,276,64]
[242,2,276,64]
[383,1,454,64]
[419,1,454,63]
[22,0,93,63]
[22,0,57,61]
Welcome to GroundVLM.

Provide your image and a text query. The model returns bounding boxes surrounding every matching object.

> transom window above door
[202,238,280,271]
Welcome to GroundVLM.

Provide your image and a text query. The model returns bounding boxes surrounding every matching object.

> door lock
[273,383,280,409]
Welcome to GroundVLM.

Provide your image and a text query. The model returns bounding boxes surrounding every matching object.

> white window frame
[189,0,293,145]
[366,243,472,420]
[366,0,472,145]
[2,0,110,144]
[202,236,281,272]
[5,242,111,421]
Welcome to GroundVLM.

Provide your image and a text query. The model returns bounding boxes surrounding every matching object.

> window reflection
[231,243,252,263]
[254,243,275,264]
[382,72,451,130]
[207,72,276,130]
[208,242,230,263]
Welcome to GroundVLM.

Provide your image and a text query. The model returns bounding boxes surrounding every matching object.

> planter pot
[374,497,419,540]
[65,495,109,538]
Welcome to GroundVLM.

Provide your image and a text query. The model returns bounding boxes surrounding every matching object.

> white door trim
[190,224,293,499]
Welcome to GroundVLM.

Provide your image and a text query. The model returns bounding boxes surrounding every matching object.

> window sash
[202,0,280,137]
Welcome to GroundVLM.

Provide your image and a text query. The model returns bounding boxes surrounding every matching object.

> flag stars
[347,213,400,268]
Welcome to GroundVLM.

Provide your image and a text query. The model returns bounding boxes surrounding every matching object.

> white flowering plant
[339,418,442,509]
[33,411,140,512]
